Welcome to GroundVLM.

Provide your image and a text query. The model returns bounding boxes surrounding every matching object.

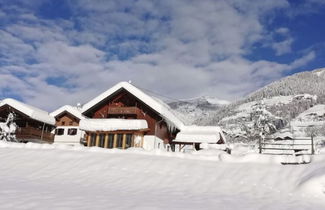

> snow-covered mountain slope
[0,142,325,209]
[170,68,325,141]
[218,68,325,121]
[296,104,325,121]
[246,67,325,103]
[291,104,325,136]
[168,96,229,125]
[217,93,319,138]
[217,68,325,139]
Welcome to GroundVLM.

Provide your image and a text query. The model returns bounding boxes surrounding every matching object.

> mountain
[168,96,229,125]
[170,68,325,142]
[246,67,325,103]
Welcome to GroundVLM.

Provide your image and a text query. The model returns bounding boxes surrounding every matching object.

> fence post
[259,137,262,154]
[311,135,315,155]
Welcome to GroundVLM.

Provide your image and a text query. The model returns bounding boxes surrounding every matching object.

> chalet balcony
[107,107,140,115]
[16,127,54,143]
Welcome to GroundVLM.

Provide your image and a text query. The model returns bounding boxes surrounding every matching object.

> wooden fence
[258,137,315,155]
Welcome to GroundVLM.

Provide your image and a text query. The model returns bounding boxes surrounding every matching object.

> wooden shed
[173,125,227,152]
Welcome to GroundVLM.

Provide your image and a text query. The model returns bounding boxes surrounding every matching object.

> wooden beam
[87,134,91,147]
[95,134,100,147]
[113,134,117,148]
[104,134,109,148]
[122,134,126,149]
[131,134,135,147]
[141,134,144,148]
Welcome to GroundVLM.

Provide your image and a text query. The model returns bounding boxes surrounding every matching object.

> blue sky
[0,0,324,110]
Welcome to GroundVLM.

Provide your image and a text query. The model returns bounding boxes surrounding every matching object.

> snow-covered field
[0,142,325,210]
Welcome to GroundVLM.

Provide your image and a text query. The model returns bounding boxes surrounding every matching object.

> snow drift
[0,142,324,209]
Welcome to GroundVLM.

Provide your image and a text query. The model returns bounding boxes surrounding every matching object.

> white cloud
[290,51,315,68]
[6,24,67,43]
[275,27,290,35]
[270,27,294,55]
[0,0,318,111]
[271,37,294,55]
[0,30,35,64]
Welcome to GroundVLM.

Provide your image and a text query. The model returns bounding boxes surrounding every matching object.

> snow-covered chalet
[52,81,226,151]
[0,98,55,142]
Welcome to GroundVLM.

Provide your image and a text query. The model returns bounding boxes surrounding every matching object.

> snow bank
[0,142,325,210]
[1,141,324,166]
[0,98,55,125]
[297,166,325,197]
[79,118,148,131]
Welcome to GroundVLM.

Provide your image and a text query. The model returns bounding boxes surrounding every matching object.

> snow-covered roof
[174,125,226,143]
[0,98,55,125]
[81,81,184,130]
[50,105,85,120]
[272,131,293,140]
[79,118,148,132]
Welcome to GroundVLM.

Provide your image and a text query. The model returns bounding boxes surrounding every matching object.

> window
[55,128,64,135]
[125,134,133,149]
[108,134,114,149]
[99,134,105,148]
[61,121,65,126]
[116,134,123,148]
[68,128,77,136]
[90,133,96,146]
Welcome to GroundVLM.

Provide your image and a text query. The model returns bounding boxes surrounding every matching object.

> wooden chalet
[50,105,85,145]
[79,81,184,150]
[0,98,55,143]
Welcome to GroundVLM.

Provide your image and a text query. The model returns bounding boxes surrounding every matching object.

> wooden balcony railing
[107,107,139,115]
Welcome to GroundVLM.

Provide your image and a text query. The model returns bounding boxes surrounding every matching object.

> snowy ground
[0,142,325,210]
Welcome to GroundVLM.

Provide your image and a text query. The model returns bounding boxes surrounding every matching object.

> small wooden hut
[173,125,227,152]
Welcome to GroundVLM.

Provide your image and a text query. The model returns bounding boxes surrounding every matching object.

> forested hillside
[171,68,325,142]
